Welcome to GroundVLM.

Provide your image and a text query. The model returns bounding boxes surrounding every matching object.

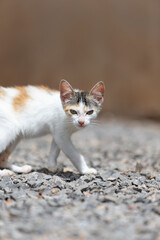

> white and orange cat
[0,80,105,176]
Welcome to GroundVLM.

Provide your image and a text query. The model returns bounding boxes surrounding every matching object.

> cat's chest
[23,122,51,138]
[54,119,78,136]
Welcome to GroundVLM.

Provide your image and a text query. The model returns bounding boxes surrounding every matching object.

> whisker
[91,120,100,124]
[91,120,100,123]
[90,123,100,126]
[91,122,100,125]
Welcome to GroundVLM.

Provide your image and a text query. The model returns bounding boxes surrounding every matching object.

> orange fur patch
[0,88,5,97]
[83,106,88,112]
[36,85,50,91]
[36,85,58,92]
[63,106,72,116]
[13,87,30,110]
[65,110,72,116]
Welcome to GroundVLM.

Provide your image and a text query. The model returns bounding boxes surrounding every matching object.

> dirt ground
[0,119,160,240]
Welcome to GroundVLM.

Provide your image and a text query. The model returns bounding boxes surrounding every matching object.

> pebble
[107,177,117,182]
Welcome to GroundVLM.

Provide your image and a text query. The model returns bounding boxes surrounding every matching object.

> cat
[0,80,105,176]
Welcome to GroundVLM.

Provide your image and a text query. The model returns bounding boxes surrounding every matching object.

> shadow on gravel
[36,168,81,182]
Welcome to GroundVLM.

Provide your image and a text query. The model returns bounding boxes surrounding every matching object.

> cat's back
[0,86,18,102]
[0,85,60,109]
[0,85,67,138]
[0,86,18,114]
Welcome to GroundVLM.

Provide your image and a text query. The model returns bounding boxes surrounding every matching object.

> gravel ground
[0,119,160,240]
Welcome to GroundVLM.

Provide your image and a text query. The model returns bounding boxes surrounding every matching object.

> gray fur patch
[66,90,99,108]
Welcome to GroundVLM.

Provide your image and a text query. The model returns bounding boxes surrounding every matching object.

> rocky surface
[0,119,160,240]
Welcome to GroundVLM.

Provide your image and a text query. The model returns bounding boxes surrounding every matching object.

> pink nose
[78,120,84,126]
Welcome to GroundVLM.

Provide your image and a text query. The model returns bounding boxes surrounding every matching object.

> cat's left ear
[89,81,105,104]
[60,80,74,103]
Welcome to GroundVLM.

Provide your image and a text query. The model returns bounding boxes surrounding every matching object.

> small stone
[156,176,160,182]
[132,180,139,186]
[98,195,117,204]
[50,188,59,194]
[107,177,116,182]
[0,190,4,200]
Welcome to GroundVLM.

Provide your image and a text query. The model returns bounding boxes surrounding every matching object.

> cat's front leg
[55,136,97,174]
[48,138,61,173]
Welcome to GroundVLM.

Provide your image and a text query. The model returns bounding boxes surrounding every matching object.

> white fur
[11,165,32,173]
[70,102,98,129]
[0,169,14,176]
[0,86,99,176]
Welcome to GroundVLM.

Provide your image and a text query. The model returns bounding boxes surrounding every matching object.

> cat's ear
[60,80,74,103]
[89,81,105,104]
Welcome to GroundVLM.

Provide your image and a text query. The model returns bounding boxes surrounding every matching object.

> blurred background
[0,0,160,118]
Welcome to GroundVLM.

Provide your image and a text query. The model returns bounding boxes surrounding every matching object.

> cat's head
[60,80,105,129]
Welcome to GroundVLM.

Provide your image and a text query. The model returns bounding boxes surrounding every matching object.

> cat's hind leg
[0,148,10,169]
[9,139,32,174]
[0,137,19,168]
[0,125,18,172]
[0,139,32,176]
[0,145,15,176]
[0,125,32,176]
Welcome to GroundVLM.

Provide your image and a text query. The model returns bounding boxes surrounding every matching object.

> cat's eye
[70,109,77,115]
[86,110,94,115]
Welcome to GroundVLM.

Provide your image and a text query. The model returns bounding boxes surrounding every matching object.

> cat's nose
[78,120,84,126]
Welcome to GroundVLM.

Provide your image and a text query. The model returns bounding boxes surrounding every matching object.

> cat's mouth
[74,123,86,129]
[78,123,87,129]
[79,125,85,128]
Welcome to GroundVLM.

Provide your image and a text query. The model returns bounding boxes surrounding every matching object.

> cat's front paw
[0,169,14,177]
[11,165,32,174]
[81,167,97,175]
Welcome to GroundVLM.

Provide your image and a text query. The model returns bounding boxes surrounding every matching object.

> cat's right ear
[60,80,74,103]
